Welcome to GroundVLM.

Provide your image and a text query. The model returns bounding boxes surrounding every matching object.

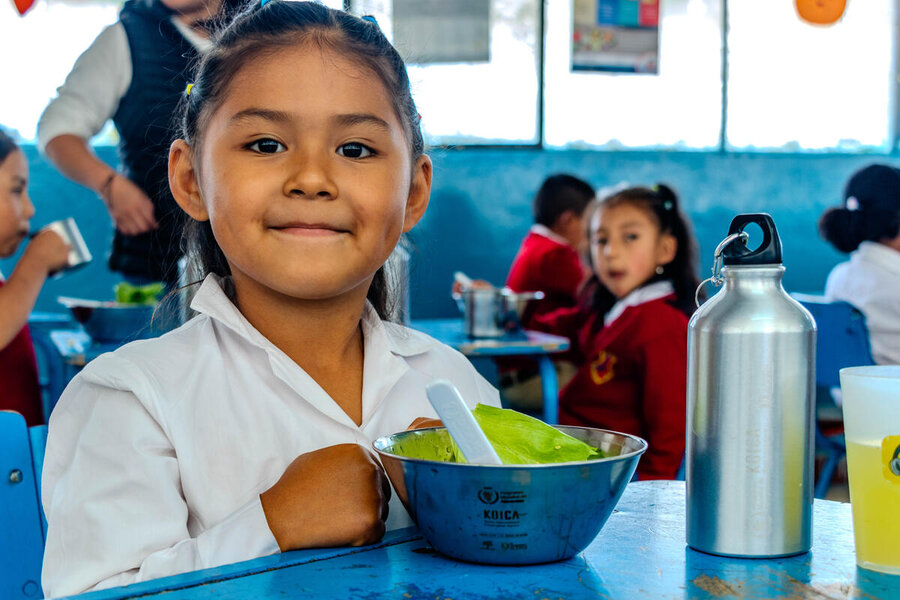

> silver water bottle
[686,214,815,557]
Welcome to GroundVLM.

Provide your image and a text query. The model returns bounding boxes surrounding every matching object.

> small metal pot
[454,288,544,338]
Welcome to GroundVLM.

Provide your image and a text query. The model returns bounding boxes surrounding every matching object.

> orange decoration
[12,0,36,15]
[795,0,846,25]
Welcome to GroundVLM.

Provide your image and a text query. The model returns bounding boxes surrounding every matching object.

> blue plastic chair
[792,294,875,499]
[0,412,48,599]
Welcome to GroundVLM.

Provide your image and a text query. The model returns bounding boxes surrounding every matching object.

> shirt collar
[604,280,675,327]
[855,241,900,276]
[189,274,431,357]
[170,17,213,53]
[530,224,571,247]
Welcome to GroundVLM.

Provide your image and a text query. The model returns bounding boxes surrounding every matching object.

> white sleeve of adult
[40,370,279,599]
[36,23,132,152]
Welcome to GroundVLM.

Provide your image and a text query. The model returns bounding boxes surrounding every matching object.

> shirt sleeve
[36,22,132,152]
[636,329,687,480]
[41,369,279,599]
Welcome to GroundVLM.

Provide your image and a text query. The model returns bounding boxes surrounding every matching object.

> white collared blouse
[41,276,500,598]
[826,241,900,365]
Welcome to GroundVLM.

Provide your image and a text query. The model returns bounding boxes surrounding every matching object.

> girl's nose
[284,150,338,199]
[22,193,35,220]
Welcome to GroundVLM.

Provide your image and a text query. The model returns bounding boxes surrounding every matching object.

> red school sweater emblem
[589,351,617,385]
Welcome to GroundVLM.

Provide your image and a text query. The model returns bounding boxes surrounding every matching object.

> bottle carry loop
[694,231,749,308]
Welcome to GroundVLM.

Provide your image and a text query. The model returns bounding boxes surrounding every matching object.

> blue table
[410,318,570,424]
[63,481,899,600]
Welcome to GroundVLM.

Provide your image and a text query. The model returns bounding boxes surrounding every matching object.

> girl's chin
[0,241,20,258]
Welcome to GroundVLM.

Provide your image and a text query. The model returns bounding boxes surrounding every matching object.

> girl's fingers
[407,417,443,430]
[378,468,391,521]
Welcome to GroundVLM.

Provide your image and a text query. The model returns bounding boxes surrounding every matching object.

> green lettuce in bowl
[397,404,605,464]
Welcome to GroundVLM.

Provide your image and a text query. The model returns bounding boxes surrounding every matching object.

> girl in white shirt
[40,3,500,597]
[820,164,900,365]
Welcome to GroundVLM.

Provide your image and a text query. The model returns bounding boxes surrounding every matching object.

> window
[543,0,723,149]
[726,0,896,152]
[351,0,541,145]
[2,0,897,153]
[0,0,119,142]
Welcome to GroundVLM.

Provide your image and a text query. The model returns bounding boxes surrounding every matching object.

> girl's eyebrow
[228,108,390,132]
[332,113,391,131]
[12,176,26,185]
[229,107,293,125]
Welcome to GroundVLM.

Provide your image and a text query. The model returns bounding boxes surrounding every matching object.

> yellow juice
[846,440,900,574]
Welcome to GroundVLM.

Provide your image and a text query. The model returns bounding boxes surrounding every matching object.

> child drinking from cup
[535,185,700,480]
[40,4,499,596]
[0,128,71,426]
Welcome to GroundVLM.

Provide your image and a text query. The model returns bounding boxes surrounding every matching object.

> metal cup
[36,217,92,276]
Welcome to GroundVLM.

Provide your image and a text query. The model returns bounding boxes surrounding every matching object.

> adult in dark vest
[38,0,238,285]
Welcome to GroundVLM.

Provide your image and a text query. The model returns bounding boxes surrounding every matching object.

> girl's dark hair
[533,174,594,228]
[818,164,900,254]
[0,128,19,164]
[177,1,424,319]
[582,184,701,322]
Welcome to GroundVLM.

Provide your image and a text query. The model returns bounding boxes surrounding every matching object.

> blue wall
[5,144,895,318]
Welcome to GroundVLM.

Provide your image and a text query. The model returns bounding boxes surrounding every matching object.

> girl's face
[170,44,431,307]
[590,202,676,299]
[0,150,34,258]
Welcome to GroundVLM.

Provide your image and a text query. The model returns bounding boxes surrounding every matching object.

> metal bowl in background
[453,287,545,338]
[373,426,646,565]
[57,297,158,343]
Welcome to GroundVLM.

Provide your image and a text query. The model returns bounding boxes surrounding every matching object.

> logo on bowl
[477,487,499,504]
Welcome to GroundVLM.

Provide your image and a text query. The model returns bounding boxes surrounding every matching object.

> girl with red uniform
[0,128,70,426]
[536,185,700,479]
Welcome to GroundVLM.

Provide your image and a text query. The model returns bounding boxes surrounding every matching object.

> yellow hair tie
[185,83,194,97]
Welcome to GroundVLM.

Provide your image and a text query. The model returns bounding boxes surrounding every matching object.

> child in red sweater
[506,174,594,322]
[535,184,700,479]
[0,128,70,425]
[501,175,594,409]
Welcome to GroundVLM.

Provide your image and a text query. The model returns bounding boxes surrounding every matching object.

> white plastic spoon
[426,380,503,465]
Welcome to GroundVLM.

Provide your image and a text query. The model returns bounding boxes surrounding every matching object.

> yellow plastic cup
[840,366,900,574]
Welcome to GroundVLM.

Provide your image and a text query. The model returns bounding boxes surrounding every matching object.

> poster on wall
[572,0,660,73]
[393,0,491,64]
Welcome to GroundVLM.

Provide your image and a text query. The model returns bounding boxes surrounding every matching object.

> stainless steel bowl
[453,287,545,338]
[373,426,646,565]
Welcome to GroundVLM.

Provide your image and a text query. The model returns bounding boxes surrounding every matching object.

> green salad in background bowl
[58,282,166,343]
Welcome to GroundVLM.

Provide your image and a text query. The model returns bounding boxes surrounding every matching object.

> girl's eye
[11,187,23,195]
[625,233,639,242]
[248,139,285,154]
[337,142,374,159]
[593,237,607,246]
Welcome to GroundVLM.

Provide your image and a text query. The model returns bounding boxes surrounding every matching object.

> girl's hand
[102,175,159,235]
[24,229,71,275]
[407,417,443,430]
[259,443,390,551]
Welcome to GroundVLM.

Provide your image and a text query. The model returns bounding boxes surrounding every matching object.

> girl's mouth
[272,223,349,236]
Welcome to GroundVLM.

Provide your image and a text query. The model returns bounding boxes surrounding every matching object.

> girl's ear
[656,232,677,266]
[402,154,432,233]
[168,139,209,221]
